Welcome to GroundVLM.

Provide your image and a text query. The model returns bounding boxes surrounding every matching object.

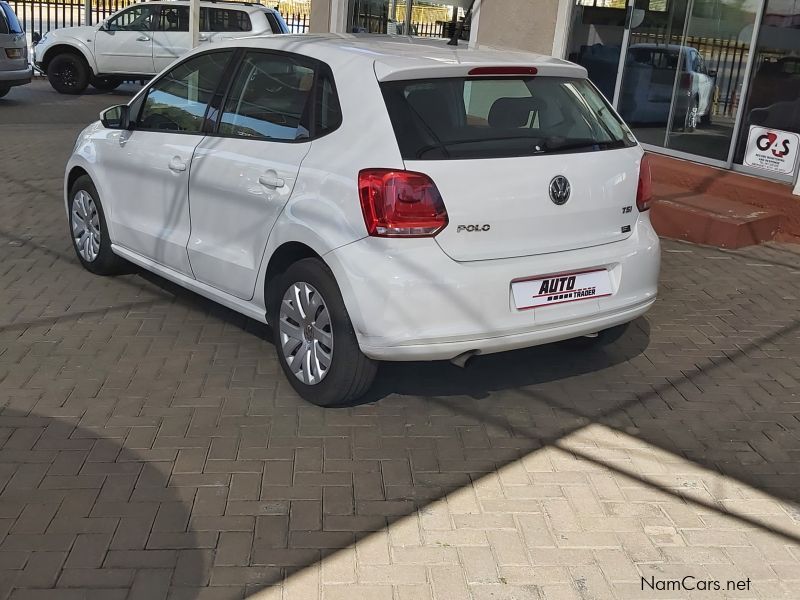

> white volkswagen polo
[65,34,661,406]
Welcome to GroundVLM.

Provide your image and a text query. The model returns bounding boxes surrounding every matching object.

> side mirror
[707,69,717,78]
[100,104,130,130]
[31,31,42,44]
[98,21,109,32]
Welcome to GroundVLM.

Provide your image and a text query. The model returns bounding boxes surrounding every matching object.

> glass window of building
[346,0,468,39]
[566,0,774,169]
[733,0,800,180]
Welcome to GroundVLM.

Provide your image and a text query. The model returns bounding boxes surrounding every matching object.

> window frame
[208,49,343,144]
[127,47,343,142]
[133,48,239,136]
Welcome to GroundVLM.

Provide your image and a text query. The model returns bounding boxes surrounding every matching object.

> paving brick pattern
[0,82,799,599]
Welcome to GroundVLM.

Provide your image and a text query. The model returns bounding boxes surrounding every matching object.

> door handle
[137,35,151,42]
[198,34,209,42]
[168,157,187,173]
[258,173,285,189]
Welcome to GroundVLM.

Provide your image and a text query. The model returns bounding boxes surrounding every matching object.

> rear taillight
[637,154,654,212]
[358,169,448,237]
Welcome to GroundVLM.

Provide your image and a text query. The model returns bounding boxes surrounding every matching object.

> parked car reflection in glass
[619,44,716,133]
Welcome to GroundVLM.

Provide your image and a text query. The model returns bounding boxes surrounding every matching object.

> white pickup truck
[33,0,288,94]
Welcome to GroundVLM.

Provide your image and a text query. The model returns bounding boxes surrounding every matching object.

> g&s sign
[744,126,800,176]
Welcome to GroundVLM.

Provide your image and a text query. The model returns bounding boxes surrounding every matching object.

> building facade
[310,0,800,194]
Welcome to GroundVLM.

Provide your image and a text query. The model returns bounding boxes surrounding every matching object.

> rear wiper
[416,135,545,158]
[538,139,623,154]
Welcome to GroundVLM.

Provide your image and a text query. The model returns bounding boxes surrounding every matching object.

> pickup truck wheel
[47,53,90,94]
[91,76,122,91]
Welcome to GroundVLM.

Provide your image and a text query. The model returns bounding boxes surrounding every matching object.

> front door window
[106,5,157,31]
[137,51,234,133]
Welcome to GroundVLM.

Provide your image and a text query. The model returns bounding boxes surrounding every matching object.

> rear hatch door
[407,148,641,262]
[379,66,642,262]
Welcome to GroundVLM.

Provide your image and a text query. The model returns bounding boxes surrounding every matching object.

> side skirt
[112,244,268,324]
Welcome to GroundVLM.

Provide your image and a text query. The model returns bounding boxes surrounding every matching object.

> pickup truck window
[107,5,156,32]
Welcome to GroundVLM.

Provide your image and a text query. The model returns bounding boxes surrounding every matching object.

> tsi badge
[549,175,571,205]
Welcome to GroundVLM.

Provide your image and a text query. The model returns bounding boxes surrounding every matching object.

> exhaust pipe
[450,350,478,368]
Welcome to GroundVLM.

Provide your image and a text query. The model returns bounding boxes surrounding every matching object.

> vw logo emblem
[549,176,571,205]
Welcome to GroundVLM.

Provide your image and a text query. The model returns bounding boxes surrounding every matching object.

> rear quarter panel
[256,56,406,312]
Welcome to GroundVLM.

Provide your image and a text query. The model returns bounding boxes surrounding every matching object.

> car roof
[147,0,278,12]
[206,33,586,80]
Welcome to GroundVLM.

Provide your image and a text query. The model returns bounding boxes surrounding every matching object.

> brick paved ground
[0,81,799,599]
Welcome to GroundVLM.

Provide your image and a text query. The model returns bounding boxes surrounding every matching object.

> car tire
[47,53,90,94]
[561,322,630,349]
[270,258,378,407]
[68,175,127,275]
[0,86,9,98]
[91,76,122,91]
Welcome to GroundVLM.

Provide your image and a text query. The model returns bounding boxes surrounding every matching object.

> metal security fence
[9,0,139,36]
[283,11,307,33]
[8,0,309,39]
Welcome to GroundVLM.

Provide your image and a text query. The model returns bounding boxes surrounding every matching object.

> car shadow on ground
[0,407,204,597]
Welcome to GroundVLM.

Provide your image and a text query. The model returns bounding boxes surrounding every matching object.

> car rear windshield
[0,3,23,34]
[380,76,636,160]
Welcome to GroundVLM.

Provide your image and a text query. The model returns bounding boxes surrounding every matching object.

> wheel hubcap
[279,282,333,385]
[71,190,101,262]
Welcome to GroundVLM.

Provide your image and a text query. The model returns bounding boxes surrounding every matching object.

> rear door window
[381,76,635,160]
[204,8,252,32]
[218,52,314,141]
[157,5,189,31]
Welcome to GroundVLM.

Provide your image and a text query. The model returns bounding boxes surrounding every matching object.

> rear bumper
[359,297,654,361]
[325,214,661,361]
[0,67,32,86]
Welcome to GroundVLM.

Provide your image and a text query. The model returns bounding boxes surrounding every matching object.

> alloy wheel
[59,64,77,89]
[71,190,101,262]
[278,282,334,385]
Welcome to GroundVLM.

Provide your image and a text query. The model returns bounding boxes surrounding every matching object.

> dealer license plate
[512,269,613,310]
